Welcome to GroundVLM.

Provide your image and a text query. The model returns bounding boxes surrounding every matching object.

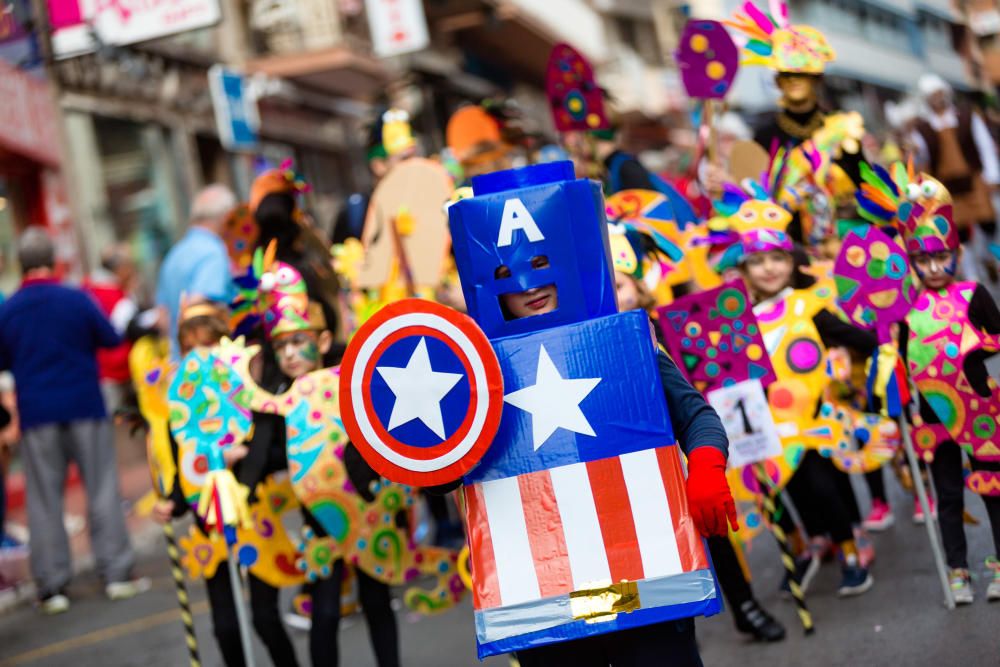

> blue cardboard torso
[464,310,676,484]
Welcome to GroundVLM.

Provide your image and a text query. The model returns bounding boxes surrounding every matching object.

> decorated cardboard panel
[906,283,1000,464]
[358,158,454,289]
[834,225,916,344]
[460,312,717,656]
[545,43,609,132]
[676,20,739,99]
[657,281,777,394]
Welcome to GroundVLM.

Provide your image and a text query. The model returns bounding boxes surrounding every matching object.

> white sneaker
[283,611,312,631]
[105,577,152,601]
[949,569,974,605]
[40,593,70,615]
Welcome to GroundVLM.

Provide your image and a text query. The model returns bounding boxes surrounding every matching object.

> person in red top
[83,244,138,414]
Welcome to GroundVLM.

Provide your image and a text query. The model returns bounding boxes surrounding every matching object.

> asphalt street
[1,476,999,667]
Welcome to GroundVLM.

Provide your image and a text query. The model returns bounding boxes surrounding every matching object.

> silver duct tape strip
[474,569,718,644]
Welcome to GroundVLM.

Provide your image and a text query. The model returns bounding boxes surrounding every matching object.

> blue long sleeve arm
[657,351,729,459]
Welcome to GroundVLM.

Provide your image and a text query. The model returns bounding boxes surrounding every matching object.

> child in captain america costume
[447,161,736,665]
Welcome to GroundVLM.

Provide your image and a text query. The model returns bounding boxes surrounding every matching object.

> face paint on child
[911,250,957,291]
[274,332,321,379]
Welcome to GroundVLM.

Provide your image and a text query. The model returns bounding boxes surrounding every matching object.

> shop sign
[209,66,260,151]
[0,60,60,166]
[365,0,428,58]
[47,0,222,59]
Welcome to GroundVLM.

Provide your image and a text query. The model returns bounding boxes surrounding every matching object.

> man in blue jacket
[0,228,147,614]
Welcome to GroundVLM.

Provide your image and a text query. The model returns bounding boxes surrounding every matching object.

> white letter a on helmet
[497,198,545,247]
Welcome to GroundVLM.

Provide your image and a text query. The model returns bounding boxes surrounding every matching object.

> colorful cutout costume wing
[220,338,466,613]
[605,189,721,292]
[168,347,253,533]
[907,284,1000,468]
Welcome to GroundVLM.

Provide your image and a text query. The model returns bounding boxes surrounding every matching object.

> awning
[246,45,390,98]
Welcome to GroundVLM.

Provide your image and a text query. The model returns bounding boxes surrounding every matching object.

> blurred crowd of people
[2,7,1000,666]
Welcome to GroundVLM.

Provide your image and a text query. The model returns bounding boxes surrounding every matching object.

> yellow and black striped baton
[754,463,814,635]
[163,521,202,667]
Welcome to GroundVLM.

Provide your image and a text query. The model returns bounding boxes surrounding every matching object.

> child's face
[497,256,558,319]
[274,330,326,379]
[741,250,794,300]
[614,270,642,311]
[911,249,957,291]
[501,285,559,319]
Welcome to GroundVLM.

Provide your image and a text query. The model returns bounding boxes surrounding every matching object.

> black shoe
[734,599,786,642]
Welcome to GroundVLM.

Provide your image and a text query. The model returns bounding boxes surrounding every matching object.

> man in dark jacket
[0,228,147,614]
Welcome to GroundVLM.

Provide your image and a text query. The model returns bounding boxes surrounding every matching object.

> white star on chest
[376,337,463,440]
[503,344,601,451]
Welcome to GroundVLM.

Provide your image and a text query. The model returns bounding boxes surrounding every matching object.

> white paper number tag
[708,379,783,469]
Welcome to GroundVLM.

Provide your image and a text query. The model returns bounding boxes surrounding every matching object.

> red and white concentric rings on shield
[339,299,503,486]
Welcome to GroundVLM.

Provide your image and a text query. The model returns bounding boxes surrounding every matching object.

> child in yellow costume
[711,165,879,597]
[141,301,304,667]
[224,251,465,666]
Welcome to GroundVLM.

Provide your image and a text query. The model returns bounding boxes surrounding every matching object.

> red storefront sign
[0,60,61,167]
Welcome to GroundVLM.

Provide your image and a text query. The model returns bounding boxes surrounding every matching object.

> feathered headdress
[707,147,795,270]
[607,221,684,280]
[230,241,325,338]
[726,0,835,74]
[854,161,957,254]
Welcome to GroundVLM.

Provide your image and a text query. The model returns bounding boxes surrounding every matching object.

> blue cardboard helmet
[448,161,617,338]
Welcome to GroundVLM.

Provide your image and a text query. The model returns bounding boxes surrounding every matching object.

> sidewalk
[2,423,163,609]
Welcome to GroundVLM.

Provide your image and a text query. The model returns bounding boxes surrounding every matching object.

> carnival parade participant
[234,251,402,667]
[727,0,865,246]
[441,162,735,666]
[857,163,1000,604]
[610,223,785,643]
[149,299,301,667]
[711,166,877,597]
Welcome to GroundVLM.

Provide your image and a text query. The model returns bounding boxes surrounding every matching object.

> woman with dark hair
[249,163,343,362]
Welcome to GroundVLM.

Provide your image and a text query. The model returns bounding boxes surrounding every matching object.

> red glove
[686,447,739,537]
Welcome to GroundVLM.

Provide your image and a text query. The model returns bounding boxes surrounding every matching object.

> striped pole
[163,522,202,667]
[754,464,814,635]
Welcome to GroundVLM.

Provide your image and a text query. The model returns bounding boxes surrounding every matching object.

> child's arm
[657,351,737,536]
[656,352,728,458]
[813,310,878,356]
[969,285,1000,334]
[236,412,287,500]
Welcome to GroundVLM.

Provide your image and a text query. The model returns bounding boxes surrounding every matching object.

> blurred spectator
[156,184,237,356]
[913,75,998,240]
[0,228,147,614]
[83,243,138,413]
